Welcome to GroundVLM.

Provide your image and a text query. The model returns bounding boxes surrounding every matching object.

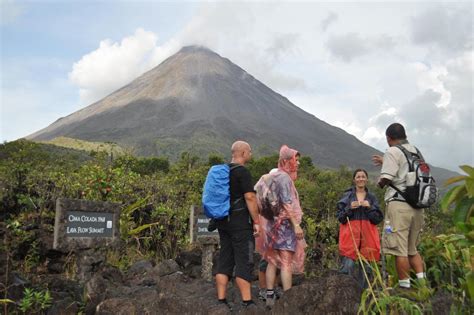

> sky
[1,0,472,172]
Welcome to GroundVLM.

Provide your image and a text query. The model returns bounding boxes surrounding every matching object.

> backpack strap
[414,147,425,161]
[395,144,419,172]
[389,145,413,202]
[228,163,246,215]
[229,164,243,171]
[388,183,407,201]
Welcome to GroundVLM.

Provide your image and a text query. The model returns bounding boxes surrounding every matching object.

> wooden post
[191,205,220,281]
[201,244,215,282]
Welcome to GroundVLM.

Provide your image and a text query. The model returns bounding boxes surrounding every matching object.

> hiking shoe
[274,286,283,299]
[207,219,217,232]
[241,300,258,309]
[258,289,266,301]
[218,299,233,312]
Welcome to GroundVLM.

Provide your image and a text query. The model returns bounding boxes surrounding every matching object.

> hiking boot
[258,289,266,301]
[207,219,217,232]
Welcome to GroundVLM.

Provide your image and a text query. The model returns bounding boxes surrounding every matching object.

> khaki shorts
[382,201,424,257]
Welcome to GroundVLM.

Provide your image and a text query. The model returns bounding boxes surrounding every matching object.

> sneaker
[274,287,283,299]
[258,289,266,301]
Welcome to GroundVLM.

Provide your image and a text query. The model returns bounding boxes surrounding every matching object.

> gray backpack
[390,145,439,209]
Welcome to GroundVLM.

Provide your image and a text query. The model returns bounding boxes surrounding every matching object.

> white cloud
[412,62,451,107]
[69,28,180,105]
[361,126,385,146]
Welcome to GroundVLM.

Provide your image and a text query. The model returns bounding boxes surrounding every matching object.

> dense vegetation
[0,139,471,313]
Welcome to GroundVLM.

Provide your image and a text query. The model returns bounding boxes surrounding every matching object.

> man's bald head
[231,141,250,154]
[231,141,252,164]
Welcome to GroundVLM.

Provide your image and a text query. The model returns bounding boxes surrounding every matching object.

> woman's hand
[360,200,370,208]
[350,201,360,208]
[294,224,304,240]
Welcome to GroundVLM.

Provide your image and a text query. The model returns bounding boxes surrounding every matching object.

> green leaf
[466,178,474,198]
[441,185,467,211]
[444,175,467,187]
[467,230,474,242]
[129,222,160,236]
[467,271,474,300]
[460,165,474,177]
[440,188,455,212]
[453,198,474,225]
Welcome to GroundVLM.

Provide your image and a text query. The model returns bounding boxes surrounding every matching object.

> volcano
[28,46,396,170]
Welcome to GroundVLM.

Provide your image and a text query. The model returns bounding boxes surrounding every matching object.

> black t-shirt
[218,163,255,231]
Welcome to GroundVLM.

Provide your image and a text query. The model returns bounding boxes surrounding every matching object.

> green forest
[0,139,472,314]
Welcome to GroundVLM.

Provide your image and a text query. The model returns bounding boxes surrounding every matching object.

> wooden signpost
[53,198,120,281]
[190,205,219,281]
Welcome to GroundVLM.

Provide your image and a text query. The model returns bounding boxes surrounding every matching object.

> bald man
[215,141,260,310]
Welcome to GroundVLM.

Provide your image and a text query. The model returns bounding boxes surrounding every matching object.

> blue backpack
[202,164,242,219]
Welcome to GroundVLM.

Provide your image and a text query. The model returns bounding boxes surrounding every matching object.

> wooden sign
[54,198,120,251]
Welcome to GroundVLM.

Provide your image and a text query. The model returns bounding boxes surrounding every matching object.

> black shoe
[218,299,233,311]
[207,219,217,232]
[241,300,257,310]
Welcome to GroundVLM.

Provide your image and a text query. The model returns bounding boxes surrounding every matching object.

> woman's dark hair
[385,123,407,140]
[352,168,368,179]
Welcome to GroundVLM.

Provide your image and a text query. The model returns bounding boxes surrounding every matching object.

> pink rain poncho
[256,145,307,273]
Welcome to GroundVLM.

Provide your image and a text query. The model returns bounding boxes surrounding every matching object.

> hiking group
[202,122,438,310]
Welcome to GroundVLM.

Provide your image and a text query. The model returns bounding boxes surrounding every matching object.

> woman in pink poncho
[256,145,307,306]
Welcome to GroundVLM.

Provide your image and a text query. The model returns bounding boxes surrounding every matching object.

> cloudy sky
[1,0,472,171]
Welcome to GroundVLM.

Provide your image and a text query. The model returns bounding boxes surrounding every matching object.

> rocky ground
[48,258,362,315]
[1,223,453,314]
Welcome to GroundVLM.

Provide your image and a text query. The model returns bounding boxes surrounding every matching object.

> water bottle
[384,220,393,234]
